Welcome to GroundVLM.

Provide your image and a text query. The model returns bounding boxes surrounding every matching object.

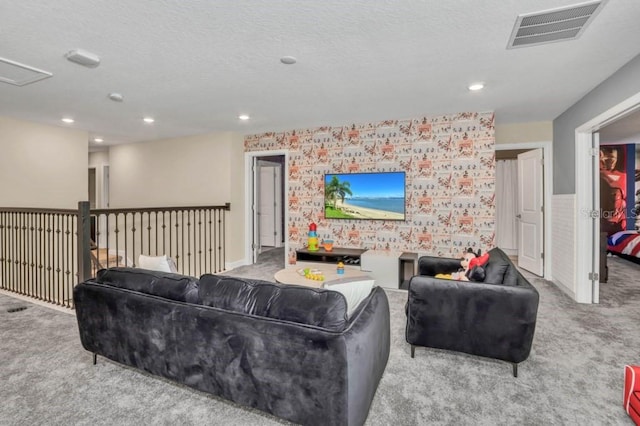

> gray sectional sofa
[74,268,390,426]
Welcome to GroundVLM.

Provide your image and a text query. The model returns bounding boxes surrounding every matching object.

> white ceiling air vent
[0,57,52,86]
[507,0,606,49]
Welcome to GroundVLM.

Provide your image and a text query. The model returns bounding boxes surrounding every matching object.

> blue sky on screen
[325,172,405,198]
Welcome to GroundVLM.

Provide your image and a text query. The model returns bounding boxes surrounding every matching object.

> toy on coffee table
[299,267,325,281]
[307,222,319,251]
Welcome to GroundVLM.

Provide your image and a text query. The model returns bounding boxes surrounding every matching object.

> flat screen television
[324,171,406,220]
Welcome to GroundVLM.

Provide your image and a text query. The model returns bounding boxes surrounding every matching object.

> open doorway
[88,163,110,244]
[256,157,284,253]
[495,141,552,279]
[590,113,640,300]
[574,92,640,303]
[244,150,288,266]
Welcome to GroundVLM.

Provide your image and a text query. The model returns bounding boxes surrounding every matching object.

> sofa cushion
[483,261,509,284]
[199,274,349,331]
[198,275,278,317]
[483,255,509,284]
[95,267,199,303]
[502,265,519,286]
[267,286,349,331]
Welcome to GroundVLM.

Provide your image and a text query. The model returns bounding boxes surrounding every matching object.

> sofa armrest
[343,286,390,426]
[406,275,539,363]
[624,365,640,413]
[417,255,462,276]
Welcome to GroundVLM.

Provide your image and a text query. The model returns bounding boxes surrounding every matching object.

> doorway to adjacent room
[495,141,552,279]
[244,150,288,266]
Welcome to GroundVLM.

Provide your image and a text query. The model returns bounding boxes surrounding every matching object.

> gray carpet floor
[1,249,639,425]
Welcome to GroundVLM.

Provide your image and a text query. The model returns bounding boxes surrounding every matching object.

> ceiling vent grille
[507,0,606,49]
[0,57,52,86]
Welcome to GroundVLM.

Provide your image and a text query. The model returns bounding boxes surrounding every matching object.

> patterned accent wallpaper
[245,112,496,264]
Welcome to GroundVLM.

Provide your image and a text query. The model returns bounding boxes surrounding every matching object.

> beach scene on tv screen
[324,172,405,220]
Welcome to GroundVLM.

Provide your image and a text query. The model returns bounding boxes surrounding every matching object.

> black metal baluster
[161,211,166,257]
[1,212,4,290]
[169,211,173,267]
[187,210,192,276]
[10,212,15,293]
[28,213,33,298]
[217,209,222,272]
[124,213,129,267]
[38,213,43,300]
[106,213,110,269]
[47,213,53,302]
[19,212,24,293]
[197,209,201,275]
[155,211,158,256]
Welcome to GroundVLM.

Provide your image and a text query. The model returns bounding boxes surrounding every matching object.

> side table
[399,252,419,290]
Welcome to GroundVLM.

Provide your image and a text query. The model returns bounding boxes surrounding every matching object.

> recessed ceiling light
[94,138,104,143]
[143,117,155,123]
[468,83,485,91]
[108,93,124,102]
[238,114,250,121]
[61,117,74,124]
[280,56,297,65]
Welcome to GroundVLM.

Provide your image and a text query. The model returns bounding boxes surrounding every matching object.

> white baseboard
[500,248,518,256]
[224,258,249,271]
[550,278,577,301]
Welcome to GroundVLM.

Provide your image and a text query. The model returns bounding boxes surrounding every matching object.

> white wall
[552,194,576,298]
[495,121,552,145]
[0,116,87,209]
[89,150,109,168]
[554,53,640,194]
[108,132,244,263]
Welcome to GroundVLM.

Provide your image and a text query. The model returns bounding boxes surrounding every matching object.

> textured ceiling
[1,0,640,148]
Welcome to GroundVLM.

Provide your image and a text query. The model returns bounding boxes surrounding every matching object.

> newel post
[77,201,92,283]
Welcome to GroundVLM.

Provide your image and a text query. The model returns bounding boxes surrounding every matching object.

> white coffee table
[274,262,371,288]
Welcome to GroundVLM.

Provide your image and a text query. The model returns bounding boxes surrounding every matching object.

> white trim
[495,141,553,279]
[244,150,289,269]
[574,91,640,304]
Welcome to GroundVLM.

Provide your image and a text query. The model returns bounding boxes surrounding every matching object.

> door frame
[244,150,289,266]
[495,141,552,279]
[574,91,640,303]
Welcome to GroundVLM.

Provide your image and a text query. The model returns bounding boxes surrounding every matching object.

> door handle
[516,214,522,219]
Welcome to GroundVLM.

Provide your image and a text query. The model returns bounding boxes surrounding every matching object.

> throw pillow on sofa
[138,254,178,273]
[323,277,375,317]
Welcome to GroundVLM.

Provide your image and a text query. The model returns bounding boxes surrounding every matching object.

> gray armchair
[405,247,539,377]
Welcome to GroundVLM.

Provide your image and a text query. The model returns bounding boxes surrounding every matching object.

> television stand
[296,247,366,265]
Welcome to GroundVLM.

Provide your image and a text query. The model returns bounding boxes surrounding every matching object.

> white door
[255,160,283,255]
[251,157,260,263]
[517,149,544,276]
[259,165,277,248]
